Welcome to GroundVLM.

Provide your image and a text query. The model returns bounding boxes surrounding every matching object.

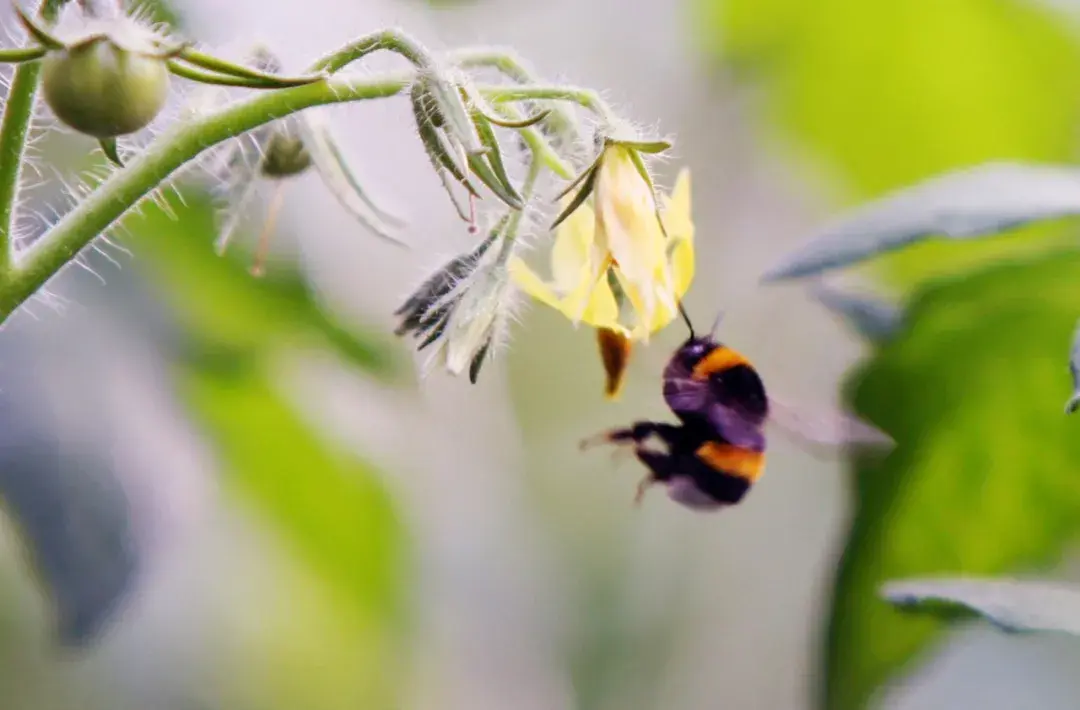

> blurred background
[6,0,1080,708]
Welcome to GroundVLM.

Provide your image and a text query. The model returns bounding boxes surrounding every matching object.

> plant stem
[308,30,483,154]
[477,84,612,122]
[177,47,324,87]
[496,104,572,179]
[0,64,40,275]
[0,1,64,275]
[449,48,581,139]
[501,157,543,250]
[166,59,299,89]
[309,29,438,74]
[0,72,412,321]
[0,47,47,63]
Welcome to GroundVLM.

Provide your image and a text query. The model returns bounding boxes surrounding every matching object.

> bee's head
[676,303,723,357]
[678,336,715,363]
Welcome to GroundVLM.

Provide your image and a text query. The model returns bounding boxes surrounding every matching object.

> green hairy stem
[0,15,653,324]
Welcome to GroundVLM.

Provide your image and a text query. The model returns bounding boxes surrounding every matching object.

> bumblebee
[581,305,891,511]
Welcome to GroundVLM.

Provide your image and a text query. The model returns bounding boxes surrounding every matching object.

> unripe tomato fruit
[42,38,169,139]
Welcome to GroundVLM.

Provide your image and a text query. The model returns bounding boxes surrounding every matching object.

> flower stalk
[0,0,65,275]
[0,2,693,395]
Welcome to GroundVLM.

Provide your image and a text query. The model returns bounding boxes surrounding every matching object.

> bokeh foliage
[695,1,1080,708]
[0,1,412,705]
[693,0,1080,285]
[126,186,411,679]
[831,250,1080,710]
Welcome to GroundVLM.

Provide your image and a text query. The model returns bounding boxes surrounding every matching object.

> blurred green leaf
[126,190,402,379]
[181,365,408,709]
[182,365,408,628]
[691,0,809,67]
[882,577,1080,635]
[694,0,1080,285]
[825,250,1080,710]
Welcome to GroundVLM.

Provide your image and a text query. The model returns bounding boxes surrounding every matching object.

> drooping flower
[509,167,695,397]
[395,218,519,383]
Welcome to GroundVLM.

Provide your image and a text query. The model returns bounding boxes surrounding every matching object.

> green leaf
[825,250,1080,710]
[125,189,402,379]
[695,0,1080,285]
[882,577,1080,635]
[181,365,408,628]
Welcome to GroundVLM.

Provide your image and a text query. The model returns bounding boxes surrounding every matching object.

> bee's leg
[580,421,681,451]
[630,448,677,506]
[634,475,652,506]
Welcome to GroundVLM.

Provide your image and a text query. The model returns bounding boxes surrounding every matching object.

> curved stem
[166,59,304,89]
[309,29,437,74]
[476,83,613,123]
[449,48,580,139]
[0,72,412,321]
[177,47,324,87]
[306,30,483,153]
[497,104,572,179]
[0,47,47,63]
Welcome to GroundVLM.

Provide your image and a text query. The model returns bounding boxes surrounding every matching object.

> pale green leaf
[808,282,902,342]
[125,190,401,379]
[181,366,408,627]
[762,164,1080,282]
[883,577,1080,635]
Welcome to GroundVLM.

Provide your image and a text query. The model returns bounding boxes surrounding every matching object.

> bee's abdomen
[679,442,761,506]
[694,441,766,483]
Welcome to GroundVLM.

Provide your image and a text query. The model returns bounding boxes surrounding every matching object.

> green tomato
[42,39,169,139]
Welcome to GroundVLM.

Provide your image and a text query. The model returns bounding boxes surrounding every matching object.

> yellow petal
[661,168,693,243]
[645,292,679,334]
[610,268,655,343]
[508,256,565,312]
[592,148,678,328]
[566,263,621,330]
[551,200,595,292]
[672,236,695,299]
[596,327,633,400]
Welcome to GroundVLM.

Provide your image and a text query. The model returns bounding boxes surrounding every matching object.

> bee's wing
[766,396,894,455]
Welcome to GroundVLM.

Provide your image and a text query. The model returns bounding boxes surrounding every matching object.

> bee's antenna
[677,301,695,338]
[709,311,725,339]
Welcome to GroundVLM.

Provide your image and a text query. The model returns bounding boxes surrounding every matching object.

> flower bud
[42,36,169,138]
[259,131,312,178]
[395,219,516,383]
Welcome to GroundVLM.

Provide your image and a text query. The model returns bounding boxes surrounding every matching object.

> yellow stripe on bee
[691,346,750,380]
[694,442,766,483]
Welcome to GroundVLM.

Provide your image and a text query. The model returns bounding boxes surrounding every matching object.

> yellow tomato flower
[509,166,695,397]
[588,145,677,331]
